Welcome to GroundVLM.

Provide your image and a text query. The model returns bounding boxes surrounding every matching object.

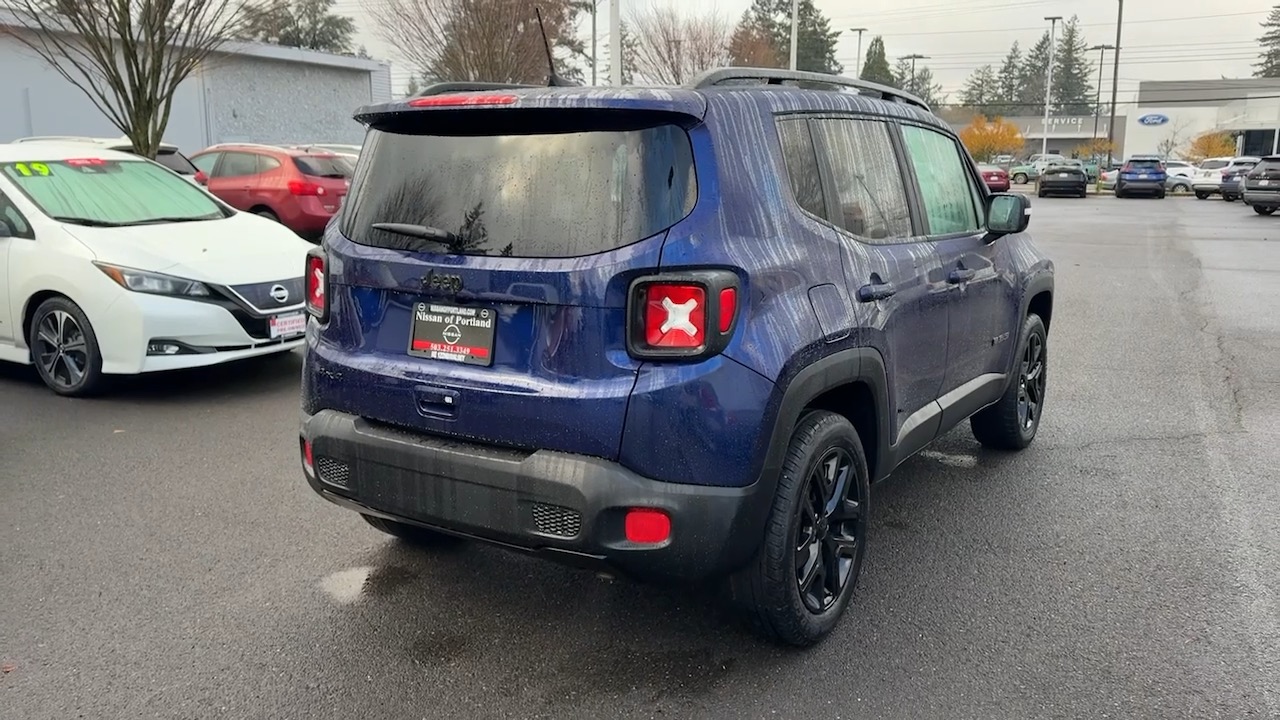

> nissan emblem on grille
[270,284,290,303]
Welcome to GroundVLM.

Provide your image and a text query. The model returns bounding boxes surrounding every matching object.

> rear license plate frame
[407,302,496,367]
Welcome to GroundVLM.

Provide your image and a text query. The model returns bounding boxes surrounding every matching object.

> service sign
[1138,114,1170,126]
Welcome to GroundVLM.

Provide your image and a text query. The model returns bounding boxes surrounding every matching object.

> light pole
[848,27,867,78]
[904,54,928,94]
[1087,44,1115,152]
[610,0,622,85]
[1106,0,1124,166]
[789,0,799,70]
[591,0,599,85]
[1041,16,1062,157]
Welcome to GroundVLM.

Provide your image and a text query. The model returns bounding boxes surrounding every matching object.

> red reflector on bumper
[625,509,671,544]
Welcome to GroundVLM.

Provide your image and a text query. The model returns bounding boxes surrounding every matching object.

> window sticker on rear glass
[5,162,53,177]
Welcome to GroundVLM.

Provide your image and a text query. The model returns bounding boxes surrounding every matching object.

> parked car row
[1237,155,1280,215]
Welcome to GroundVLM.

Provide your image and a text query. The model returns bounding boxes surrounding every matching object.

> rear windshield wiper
[371,222,459,251]
[50,216,127,227]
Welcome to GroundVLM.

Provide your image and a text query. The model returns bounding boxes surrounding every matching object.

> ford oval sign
[1139,114,1170,126]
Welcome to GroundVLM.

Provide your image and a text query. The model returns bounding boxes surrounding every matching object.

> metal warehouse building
[0,18,392,154]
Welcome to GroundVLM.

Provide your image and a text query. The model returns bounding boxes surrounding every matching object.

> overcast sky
[343,0,1277,102]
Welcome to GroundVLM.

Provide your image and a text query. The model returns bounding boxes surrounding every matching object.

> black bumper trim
[301,410,772,582]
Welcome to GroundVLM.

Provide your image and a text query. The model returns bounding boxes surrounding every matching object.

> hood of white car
[63,212,314,284]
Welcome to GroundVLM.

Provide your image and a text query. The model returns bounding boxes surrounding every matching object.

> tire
[1195,191,1210,200]
[27,296,105,397]
[361,514,463,546]
[1156,191,1166,200]
[729,411,870,647]
[1224,194,1237,202]
[1173,183,1190,194]
[1114,190,1125,199]
[1037,189,1045,198]
[1013,173,1028,184]
[970,313,1048,451]
[254,208,280,222]
[1078,187,1088,198]
[1255,206,1276,215]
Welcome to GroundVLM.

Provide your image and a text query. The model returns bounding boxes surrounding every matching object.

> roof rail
[688,67,930,112]
[414,81,539,97]
[12,135,98,144]
[203,142,287,150]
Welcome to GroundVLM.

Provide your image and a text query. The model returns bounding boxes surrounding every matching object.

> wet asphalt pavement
[3,195,1279,720]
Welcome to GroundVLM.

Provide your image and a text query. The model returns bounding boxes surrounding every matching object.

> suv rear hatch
[292,154,351,213]
[309,92,703,460]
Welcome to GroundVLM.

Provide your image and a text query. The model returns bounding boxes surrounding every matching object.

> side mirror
[986,193,1031,238]
[194,170,209,186]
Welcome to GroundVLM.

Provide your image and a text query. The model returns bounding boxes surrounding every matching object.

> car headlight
[93,262,212,298]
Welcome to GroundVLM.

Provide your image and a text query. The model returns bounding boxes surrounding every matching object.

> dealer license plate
[1138,173,1149,179]
[407,302,496,367]
[269,312,306,339]
[1057,173,1069,178]
[1261,180,1270,186]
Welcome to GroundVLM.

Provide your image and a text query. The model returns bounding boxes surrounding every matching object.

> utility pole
[1106,0,1124,166]
[904,54,927,94]
[849,27,867,78]
[789,0,799,70]
[1087,44,1115,152]
[610,0,622,85]
[1041,15,1062,157]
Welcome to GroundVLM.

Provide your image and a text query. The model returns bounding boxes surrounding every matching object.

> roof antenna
[535,6,576,87]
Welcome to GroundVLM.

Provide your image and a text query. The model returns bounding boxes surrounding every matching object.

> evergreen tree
[1255,5,1280,77]
[860,36,894,86]
[892,58,944,106]
[728,11,784,67]
[748,0,842,74]
[1018,31,1052,117]
[1051,17,1094,116]
[960,64,999,108]
[241,0,356,54]
[996,42,1024,113]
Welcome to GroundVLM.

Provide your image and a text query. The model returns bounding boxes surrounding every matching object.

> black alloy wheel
[1018,329,1046,433]
[793,446,864,614]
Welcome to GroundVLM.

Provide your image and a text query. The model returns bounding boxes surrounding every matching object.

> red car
[978,164,1010,193]
[190,144,353,240]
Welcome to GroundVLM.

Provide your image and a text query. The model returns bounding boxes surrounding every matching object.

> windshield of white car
[1,158,227,226]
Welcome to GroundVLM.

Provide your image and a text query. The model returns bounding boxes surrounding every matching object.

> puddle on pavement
[319,564,419,604]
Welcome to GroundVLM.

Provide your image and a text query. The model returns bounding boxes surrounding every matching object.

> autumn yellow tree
[1073,138,1116,161]
[1184,132,1238,163]
[958,115,1025,162]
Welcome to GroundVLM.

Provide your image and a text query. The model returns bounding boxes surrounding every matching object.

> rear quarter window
[342,120,697,258]
[154,150,198,175]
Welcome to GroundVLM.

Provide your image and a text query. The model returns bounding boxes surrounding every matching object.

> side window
[216,152,259,178]
[901,125,981,236]
[810,118,913,242]
[257,155,282,173]
[776,118,827,219]
[192,153,220,175]
[0,193,33,238]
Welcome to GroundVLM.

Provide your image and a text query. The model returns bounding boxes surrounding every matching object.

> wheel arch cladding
[759,347,891,487]
[1027,288,1053,330]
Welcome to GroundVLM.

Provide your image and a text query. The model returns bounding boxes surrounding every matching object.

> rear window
[1251,159,1280,176]
[155,150,197,175]
[342,121,697,258]
[1200,160,1228,170]
[1128,159,1162,169]
[293,155,351,178]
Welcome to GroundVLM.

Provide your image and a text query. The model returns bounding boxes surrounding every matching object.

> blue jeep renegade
[299,68,1054,646]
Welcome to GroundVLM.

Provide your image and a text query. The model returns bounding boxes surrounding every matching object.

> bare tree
[363,0,585,85]
[1156,119,1193,160]
[627,3,730,86]
[1,0,258,158]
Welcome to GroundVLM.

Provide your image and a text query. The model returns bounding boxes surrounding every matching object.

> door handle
[856,282,896,302]
[947,268,976,284]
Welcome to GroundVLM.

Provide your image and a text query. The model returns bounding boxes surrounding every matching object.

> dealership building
[1122,78,1280,159]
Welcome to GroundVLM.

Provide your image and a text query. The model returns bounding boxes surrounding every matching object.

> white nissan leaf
[0,143,314,396]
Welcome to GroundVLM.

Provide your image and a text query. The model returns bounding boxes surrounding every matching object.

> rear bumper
[300,409,771,582]
[1117,180,1164,194]
[1243,190,1280,206]
[1192,181,1222,193]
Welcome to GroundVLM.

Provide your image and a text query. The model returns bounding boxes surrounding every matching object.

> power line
[932,93,1280,108]
[831,0,1056,25]
[861,10,1264,37]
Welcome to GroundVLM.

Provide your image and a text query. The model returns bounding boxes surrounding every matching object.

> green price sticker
[8,162,52,177]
